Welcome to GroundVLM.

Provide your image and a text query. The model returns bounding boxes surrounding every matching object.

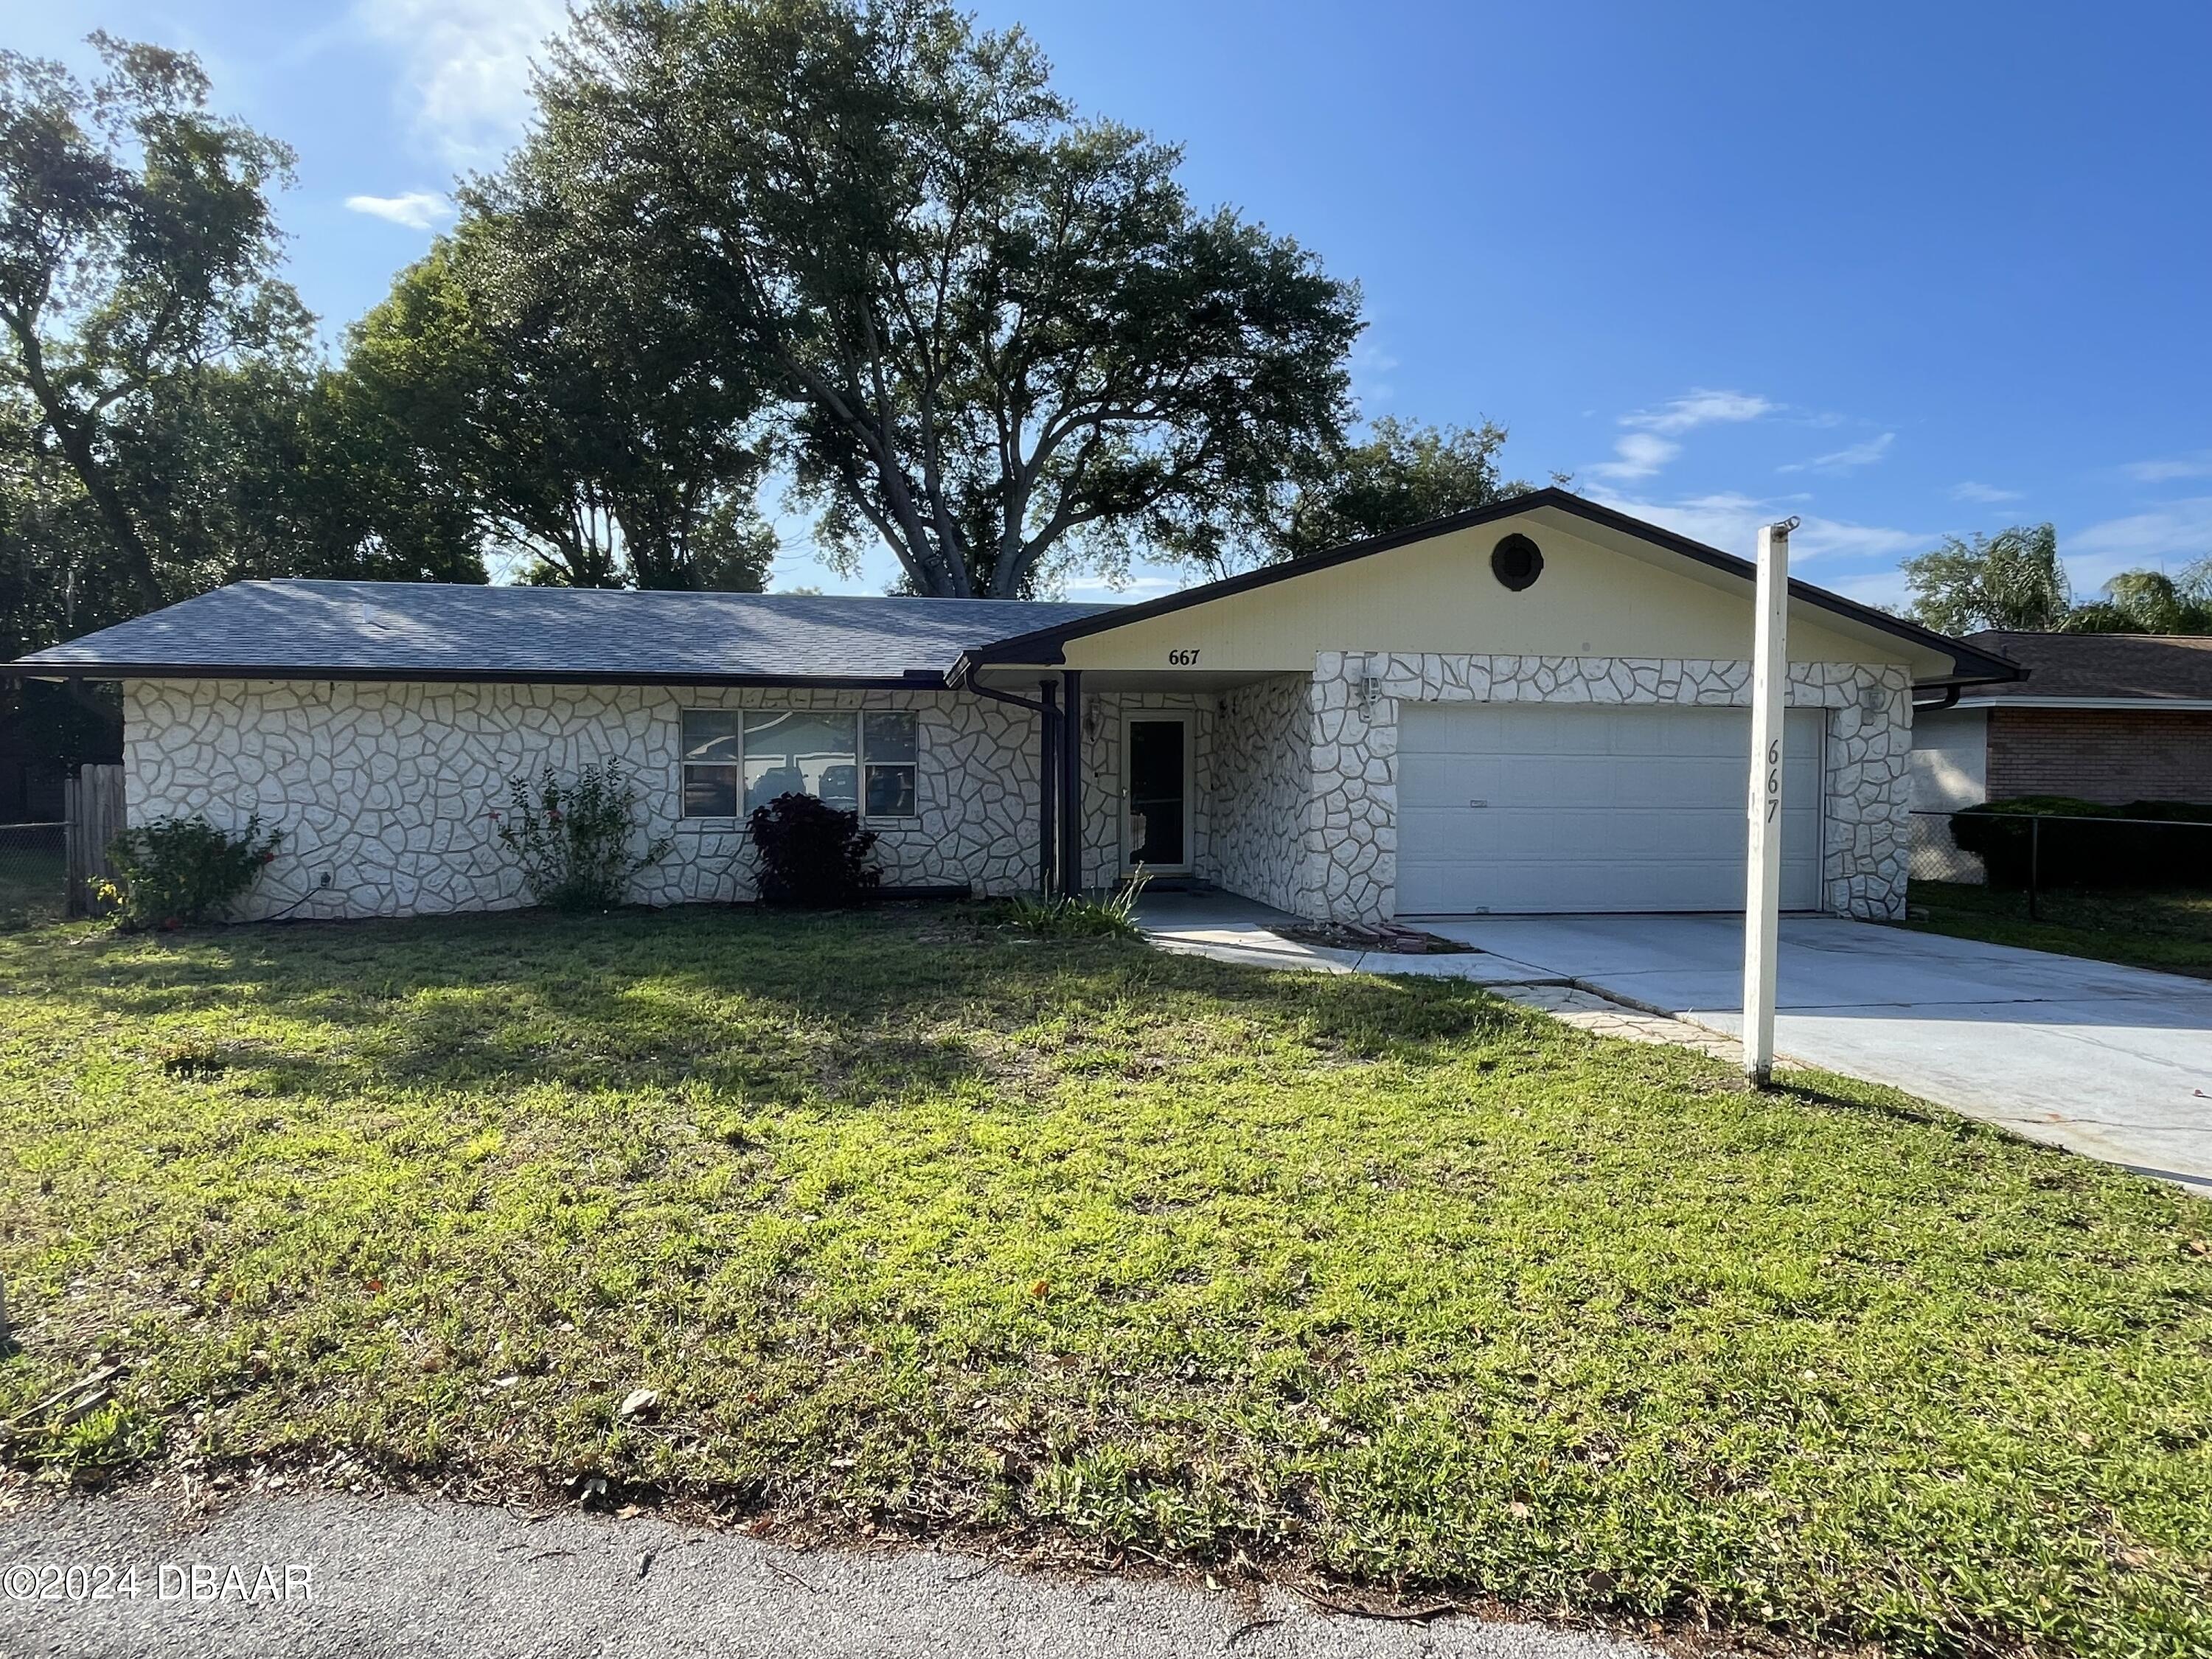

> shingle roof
[1964,630,2212,701]
[4,580,1116,684]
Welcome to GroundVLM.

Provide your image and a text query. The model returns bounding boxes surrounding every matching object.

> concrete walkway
[1133,893,1757,1061]
[0,1485,1650,1659]
[1423,914,2212,1195]
[1135,891,1557,981]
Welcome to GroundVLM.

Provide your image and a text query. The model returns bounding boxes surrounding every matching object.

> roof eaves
[4,662,954,689]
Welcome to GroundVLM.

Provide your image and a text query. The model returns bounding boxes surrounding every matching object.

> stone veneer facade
[124,650,1912,925]
[1297,653,1913,923]
[124,679,1041,919]
[1210,675,1313,914]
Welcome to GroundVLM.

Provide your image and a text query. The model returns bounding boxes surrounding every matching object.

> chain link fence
[1910,807,2212,915]
[0,819,66,930]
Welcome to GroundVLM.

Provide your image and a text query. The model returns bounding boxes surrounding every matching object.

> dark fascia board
[959,489,2025,688]
[7,666,950,690]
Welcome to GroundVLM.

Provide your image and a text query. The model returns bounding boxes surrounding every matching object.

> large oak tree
[0,36,306,610]
[488,0,1363,598]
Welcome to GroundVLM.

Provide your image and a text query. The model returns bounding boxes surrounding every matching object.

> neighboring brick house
[1910,630,2212,879]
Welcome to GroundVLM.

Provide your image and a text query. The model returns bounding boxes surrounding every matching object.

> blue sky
[5,1,2209,605]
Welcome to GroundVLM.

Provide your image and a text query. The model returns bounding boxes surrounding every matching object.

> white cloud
[1585,387,1775,484]
[1778,432,1893,474]
[2070,497,2212,565]
[2123,451,2212,484]
[1585,431,1681,484]
[1621,389,1777,437]
[1790,515,1927,562]
[344,190,454,231]
[1822,568,1916,610]
[354,0,567,168]
[1593,489,1926,564]
[1950,481,2023,504]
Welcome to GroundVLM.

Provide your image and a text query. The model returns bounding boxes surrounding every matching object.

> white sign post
[1743,517,1796,1086]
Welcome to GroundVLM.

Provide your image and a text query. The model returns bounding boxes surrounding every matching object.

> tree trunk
[9,327,164,610]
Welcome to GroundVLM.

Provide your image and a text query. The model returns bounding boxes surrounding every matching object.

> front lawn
[1,907,2208,1656]
[1908,880,2212,978]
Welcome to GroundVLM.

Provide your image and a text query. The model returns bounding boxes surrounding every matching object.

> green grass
[2,906,2209,1656]
[1908,880,2212,978]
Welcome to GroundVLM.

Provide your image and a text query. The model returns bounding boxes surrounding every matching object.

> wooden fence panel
[63,764,124,918]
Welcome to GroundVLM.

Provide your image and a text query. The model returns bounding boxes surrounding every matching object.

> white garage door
[1397,704,1824,914]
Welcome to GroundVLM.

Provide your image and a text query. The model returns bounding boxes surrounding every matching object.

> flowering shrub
[747,792,880,908]
[102,814,283,930]
[494,762,672,911]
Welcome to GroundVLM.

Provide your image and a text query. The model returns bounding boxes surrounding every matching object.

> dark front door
[1126,718,1188,869]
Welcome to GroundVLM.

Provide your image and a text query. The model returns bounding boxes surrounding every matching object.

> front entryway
[1396,703,1825,914]
[1124,715,1192,873]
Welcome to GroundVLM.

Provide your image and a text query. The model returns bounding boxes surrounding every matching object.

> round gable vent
[1491,532,1543,591]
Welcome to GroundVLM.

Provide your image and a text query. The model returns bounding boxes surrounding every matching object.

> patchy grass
[0,841,64,931]
[1908,880,2212,978]
[1,906,2209,1657]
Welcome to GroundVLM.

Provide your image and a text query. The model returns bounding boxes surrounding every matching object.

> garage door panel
[1397,703,1823,914]
[1395,754,1503,796]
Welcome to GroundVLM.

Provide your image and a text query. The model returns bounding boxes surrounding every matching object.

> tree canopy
[335,231,776,592]
[1266,417,1534,563]
[1904,521,2212,637]
[3,10,1540,673]
[0,35,484,670]
[479,0,1363,599]
[1902,524,2072,633]
[2064,564,2212,635]
[0,36,312,611]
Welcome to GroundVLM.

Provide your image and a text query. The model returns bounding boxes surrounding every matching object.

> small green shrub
[1003,869,1151,938]
[102,813,282,930]
[493,762,672,912]
[747,792,880,908]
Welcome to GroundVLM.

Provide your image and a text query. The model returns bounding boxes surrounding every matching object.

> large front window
[680,711,739,818]
[744,711,860,814]
[680,708,920,821]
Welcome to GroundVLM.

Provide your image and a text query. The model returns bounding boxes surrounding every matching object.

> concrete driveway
[1419,914,2212,1194]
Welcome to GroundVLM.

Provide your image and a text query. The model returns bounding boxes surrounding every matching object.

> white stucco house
[7,491,2018,924]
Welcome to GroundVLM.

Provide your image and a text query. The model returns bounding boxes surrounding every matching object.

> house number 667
[1763,739,1781,824]
[1166,649,1201,666]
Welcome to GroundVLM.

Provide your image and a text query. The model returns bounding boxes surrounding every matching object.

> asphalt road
[0,1484,1655,1659]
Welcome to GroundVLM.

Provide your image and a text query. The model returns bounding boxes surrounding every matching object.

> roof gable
[964,490,2020,687]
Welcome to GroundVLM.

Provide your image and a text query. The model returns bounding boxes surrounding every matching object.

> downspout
[1913,684,1964,712]
[1039,681,1058,895]
[1060,669,1084,900]
[952,656,1060,897]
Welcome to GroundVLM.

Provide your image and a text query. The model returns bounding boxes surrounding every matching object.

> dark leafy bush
[1951,796,2212,889]
[493,762,672,911]
[747,792,880,908]
[102,814,282,929]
